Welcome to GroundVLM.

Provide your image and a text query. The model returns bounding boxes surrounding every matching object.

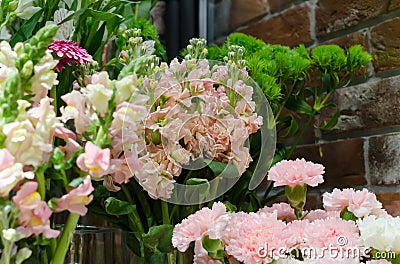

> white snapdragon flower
[3,119,52,166]
[14,0,41,20]
[0,148,34,197]
[82,72,113,116]
[29,52,59,103]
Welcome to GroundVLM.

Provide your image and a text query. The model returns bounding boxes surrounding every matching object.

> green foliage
[202,236,226,262]
[127,19,167,61]
[206,32,372,209]
[311,44,347,73]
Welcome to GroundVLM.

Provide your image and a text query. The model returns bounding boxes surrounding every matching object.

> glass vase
[64,225,135,264]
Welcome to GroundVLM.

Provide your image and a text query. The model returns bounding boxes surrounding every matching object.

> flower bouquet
[0,0,388,263]
[172,159,400,263]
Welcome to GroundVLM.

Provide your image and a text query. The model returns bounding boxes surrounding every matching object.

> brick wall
[228,0,400,215]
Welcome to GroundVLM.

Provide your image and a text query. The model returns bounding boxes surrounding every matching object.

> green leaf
[340,207,358,221]
[93,184,111,198]
[206,159,239,178]
[202,236,225,261]
[10,10,44,46]
[318,104,340,130]
[68,177,84,188]
[142,225,174,254]
[279,115,299,138]
[223,201,237,212]
[285,97,313,115]
[137,0,152,19]
[104,197,136,215]
[186,178,208,185]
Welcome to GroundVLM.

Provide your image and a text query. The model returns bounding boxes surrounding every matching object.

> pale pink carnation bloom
[303,217,360,257]
[267,158,325,187]
[323,188,387,218]
[283,220,308,249]
[222,211,288,264]
[54,176,94,216]
[303,209,341,221]
[258,203,296,222]
[13,181,59,238]
[172,202,229,252]
[76,142,110,178]
[48,40,93,72]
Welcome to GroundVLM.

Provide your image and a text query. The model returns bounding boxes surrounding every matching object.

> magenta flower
[267,158,325,187]
[55,176,94,216]
[48,40,93,72]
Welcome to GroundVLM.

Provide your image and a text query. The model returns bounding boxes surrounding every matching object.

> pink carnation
[302,217,360,257]
[323,188,387,218]
[172,202,229,252]
[13,181,59,238]
[222,211,288,263]
[303,209,341,221]
[54,176,94,216]
[48,40,93,72]
[267,158,325,187]
[258,203,296,222]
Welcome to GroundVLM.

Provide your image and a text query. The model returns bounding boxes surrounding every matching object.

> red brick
[322,29,369,49]
[369,133,400,185]
[268,0,297,13]
[316,0,391,38]
[376,192,400,216]
[293,138,367,188]
[239,4,312,46]
[229,0,268,29]
[371,17,400,73]
[321,75,400,136]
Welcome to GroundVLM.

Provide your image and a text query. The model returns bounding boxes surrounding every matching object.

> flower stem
[36,166,47,200]
[161,201,170,224]
[286,111,315,159]
[50,213,80,264]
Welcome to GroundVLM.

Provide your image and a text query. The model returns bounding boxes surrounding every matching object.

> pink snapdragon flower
[76,142,110,178]
[13,181,59,238]
[268,158,325,187]
[54,176,94,216]
[48,40,93,72]
[322,188,387,218]
[172,202,229,253]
